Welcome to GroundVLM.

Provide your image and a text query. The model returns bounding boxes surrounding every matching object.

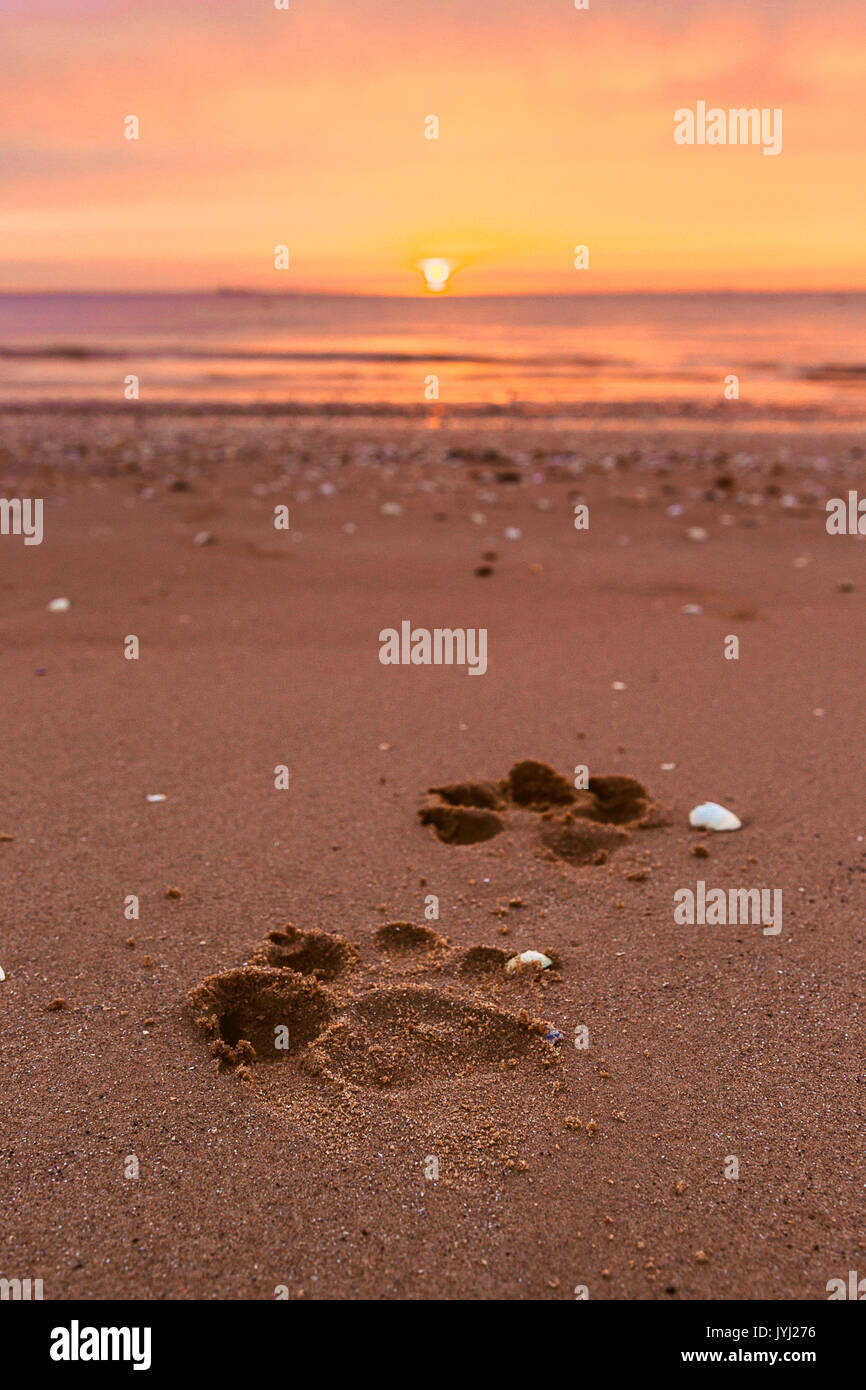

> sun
[419,258,452,293]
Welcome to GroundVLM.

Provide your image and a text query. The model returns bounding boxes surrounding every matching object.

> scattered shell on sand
[146,793,167,803]
[689,802,741,832]
[685,527,708,542]
[505,950,552,973]
[47,597,71,612]
[193,530,214,546]
[0,966,5,982]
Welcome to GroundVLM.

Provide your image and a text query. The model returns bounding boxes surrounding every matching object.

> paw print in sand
[188,922,565,1177]
[419,759,667,866]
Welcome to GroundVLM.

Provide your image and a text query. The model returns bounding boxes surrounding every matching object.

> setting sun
[419,259,453,293]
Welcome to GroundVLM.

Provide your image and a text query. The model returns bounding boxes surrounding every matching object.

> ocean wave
[0,397,857,422]
[0,343,627,368]
[799,363,866,381]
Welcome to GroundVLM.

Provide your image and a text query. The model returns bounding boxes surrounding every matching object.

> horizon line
[1,286,865,299]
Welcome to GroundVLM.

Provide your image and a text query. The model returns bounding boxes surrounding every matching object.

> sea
[0,291,864,421]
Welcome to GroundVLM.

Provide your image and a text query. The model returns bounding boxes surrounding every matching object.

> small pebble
[689,801,741,831]
[47,597,71,612]
[146,793,167,803]
[505,950,552,973]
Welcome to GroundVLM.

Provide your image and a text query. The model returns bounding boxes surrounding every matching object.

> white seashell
[0,965,5,981]
[47,597,71,612]
[505,950,552,973]
[689,802,741,832]
[146,793,167,803]
[685,526,708,542]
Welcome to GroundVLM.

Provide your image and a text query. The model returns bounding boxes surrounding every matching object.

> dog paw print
[188,921,565,1170]
[418,759,667,865]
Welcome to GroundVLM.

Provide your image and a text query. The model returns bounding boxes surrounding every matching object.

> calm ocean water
[0,292,864,416]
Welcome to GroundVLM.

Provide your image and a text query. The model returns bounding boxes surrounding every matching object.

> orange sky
[1,0,864,293]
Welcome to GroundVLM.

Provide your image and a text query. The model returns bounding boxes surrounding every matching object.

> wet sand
[1,409,864,1299]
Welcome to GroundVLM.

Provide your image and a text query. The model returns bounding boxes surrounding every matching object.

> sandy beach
[1,406,863,1300]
